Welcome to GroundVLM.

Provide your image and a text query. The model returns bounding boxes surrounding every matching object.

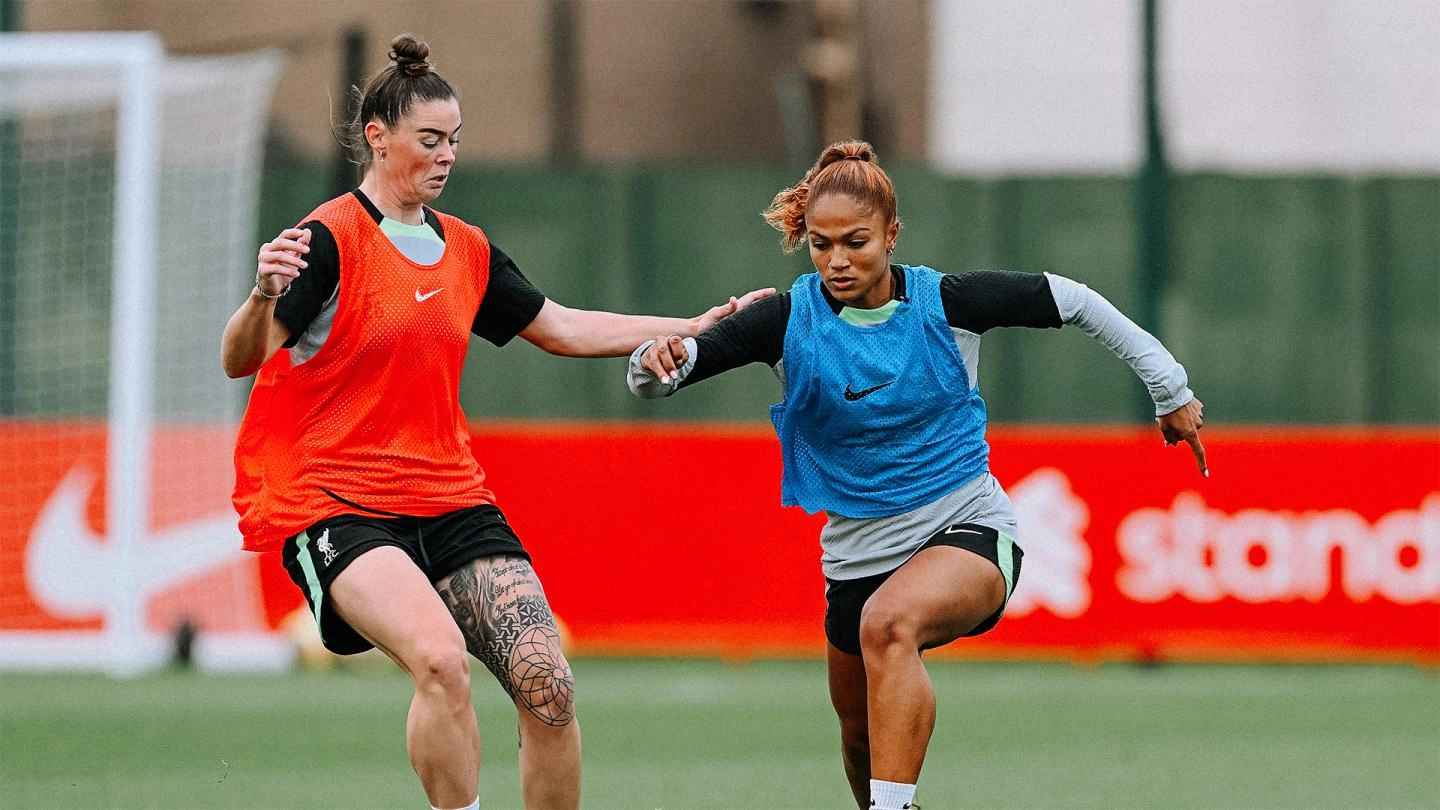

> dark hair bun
[389,34,432,77]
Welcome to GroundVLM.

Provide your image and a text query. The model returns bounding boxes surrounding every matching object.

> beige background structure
[23,0,929,165]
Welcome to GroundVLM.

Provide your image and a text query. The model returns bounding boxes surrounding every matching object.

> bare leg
[330,546,478,809]
[859,545,1006,784]
[863,640,935,785]
[828,642,872,809]
[438,555,580,810]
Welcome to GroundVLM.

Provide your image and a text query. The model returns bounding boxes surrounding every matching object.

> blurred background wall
[22,0,929,164]
[13,0,1439,425]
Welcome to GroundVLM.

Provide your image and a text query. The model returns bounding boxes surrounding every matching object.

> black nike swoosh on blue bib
[843,381,895,401]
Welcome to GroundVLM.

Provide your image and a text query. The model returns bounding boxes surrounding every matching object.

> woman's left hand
[1157,397,1207,477]
[640,335,690,384]
[694,287,777,334]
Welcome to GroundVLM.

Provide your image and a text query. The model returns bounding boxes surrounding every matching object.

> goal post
[0,32,287,675]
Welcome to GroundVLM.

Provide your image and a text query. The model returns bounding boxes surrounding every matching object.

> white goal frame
[0,32,291,676]
[2,32,162,676]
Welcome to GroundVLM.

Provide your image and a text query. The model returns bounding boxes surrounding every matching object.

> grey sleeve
[1044,273,1195,416]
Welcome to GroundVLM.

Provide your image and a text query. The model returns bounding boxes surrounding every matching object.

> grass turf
[2,658,1436,809]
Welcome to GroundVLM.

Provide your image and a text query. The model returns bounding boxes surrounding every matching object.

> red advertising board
[2,421,1436,663]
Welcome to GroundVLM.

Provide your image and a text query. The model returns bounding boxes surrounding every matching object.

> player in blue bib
[628,141,1208,810]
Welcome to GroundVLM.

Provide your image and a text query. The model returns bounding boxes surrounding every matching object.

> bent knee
[857,602,921,654]
[512,655,576,726]
[409,642,472,698]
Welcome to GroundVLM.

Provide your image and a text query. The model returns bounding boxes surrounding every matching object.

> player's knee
[513,657,577,727]
[857,601,920,655]
[410,641,472,702]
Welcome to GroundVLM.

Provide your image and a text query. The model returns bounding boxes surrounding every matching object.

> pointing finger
[1185,431,1209,478]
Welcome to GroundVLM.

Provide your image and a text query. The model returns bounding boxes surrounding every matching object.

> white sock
[432,798,478,810]
[870,779,917,809]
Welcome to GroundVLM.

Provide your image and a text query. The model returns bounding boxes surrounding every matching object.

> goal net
[0,33,287,674]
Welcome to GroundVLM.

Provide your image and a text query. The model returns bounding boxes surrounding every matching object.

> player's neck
[357,179,425,226]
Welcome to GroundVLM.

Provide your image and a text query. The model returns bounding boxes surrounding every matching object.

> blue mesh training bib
[770,265,990,517]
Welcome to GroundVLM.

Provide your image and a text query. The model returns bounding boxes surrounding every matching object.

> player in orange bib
[221,34,772,810]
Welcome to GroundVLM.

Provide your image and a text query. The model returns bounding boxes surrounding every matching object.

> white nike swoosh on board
[943,526,983,535]
[27,466,245,618]
[415,287,444,302]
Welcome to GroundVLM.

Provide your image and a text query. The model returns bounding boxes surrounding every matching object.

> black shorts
[824,522,1023,656]
[281,502,530,655]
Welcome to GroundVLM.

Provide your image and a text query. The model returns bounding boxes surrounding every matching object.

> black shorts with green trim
[823,522,1023,657]
[281,502,530,655]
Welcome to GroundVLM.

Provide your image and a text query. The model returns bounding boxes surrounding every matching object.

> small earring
[379,152,386,166]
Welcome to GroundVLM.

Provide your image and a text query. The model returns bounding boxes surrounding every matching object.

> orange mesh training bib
[233,194,495,551]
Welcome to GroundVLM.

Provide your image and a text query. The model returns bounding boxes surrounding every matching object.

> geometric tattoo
[437,554,576,726]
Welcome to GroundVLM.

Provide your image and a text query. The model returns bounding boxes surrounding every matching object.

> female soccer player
[628,140,1206,810]
[222,34,770,810]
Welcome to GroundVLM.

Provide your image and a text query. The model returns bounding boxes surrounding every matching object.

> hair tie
[842,155,865,161]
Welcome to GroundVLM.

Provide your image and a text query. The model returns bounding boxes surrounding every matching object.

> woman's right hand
[641,334,690,384]
[256,227,310,298]
[693,287,776,334]
[224,227,306,377]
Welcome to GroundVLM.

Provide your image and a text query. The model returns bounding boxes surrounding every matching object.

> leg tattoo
[438,556,575,726]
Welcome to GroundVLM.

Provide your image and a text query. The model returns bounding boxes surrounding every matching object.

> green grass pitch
[2,658,1436,809]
